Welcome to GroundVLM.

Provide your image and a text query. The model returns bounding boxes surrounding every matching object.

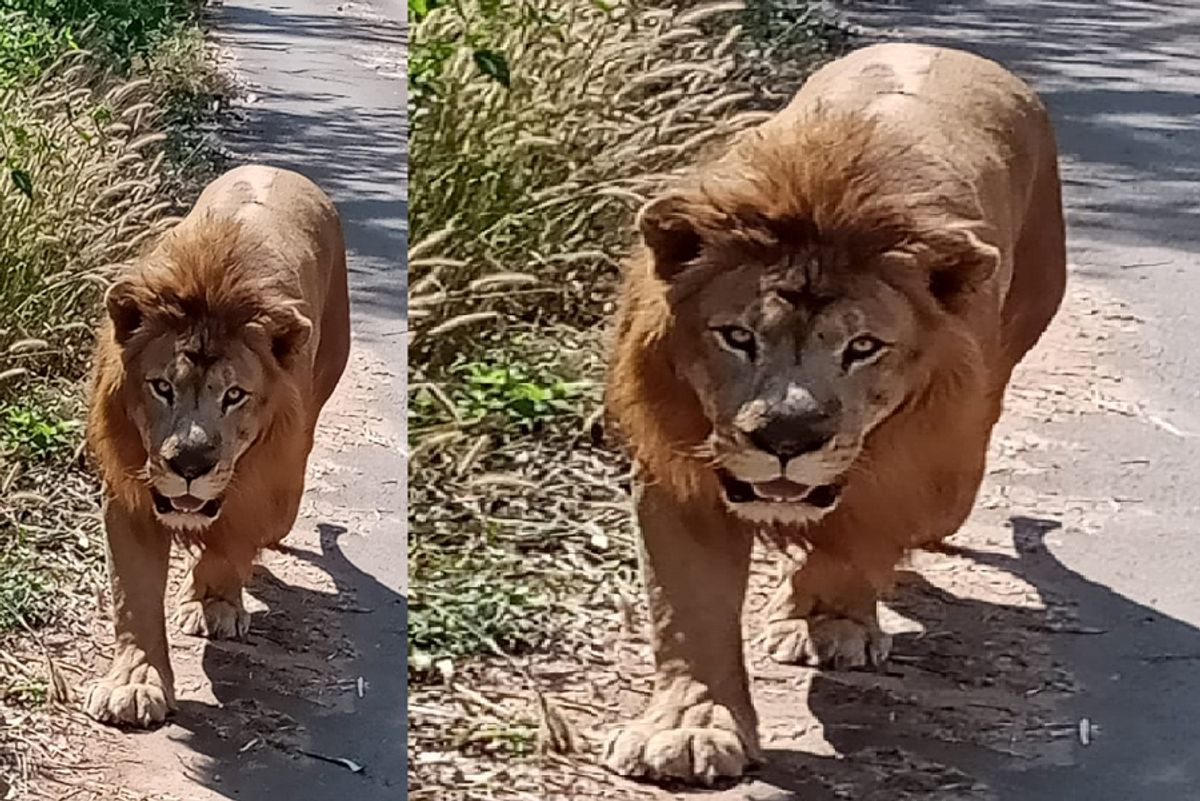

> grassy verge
[407,0,850,786]
[1,0,226,789]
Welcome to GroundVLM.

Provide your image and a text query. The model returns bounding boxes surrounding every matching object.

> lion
[602,43,1066,784]
[83,164,350,727]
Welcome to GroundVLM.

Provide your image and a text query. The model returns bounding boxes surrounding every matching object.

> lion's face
[101,262,311,532]
[667,254,923,524]
[126,331,274,530]
[615,134,1000,525]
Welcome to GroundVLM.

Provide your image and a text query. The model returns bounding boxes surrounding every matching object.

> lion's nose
[748,414,835,461]
[168,447,218,481]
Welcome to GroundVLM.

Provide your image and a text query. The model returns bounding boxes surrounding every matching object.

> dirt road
[826,3,1200,797]
[48,1,409,798]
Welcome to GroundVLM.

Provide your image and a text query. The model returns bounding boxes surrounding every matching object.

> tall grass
[409,1,782,363]
[0,2,217,795]
[0,51,178,380]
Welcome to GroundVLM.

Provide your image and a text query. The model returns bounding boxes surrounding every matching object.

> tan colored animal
[603,43,1066,783]
[84,165,350,727]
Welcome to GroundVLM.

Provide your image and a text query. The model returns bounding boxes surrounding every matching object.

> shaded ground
[12,0,406,798]
[409,2,1200,799]
[826,4,1200,797]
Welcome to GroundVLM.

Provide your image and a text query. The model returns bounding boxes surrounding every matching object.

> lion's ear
[927,226,1001,309]
[104,276,145,345]
[638,192,705,281]
[267,304,313,367]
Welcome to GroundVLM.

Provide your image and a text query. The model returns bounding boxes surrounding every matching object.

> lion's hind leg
[175,540,255,640]
[762,547,894,670]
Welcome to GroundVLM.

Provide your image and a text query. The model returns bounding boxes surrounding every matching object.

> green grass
[409,333,605,666]
[409,534,557,665]
[0,529,54,632]
[0,383,90,639]
[0,0,197,80]
[0,402,80,460]
[413,340,593,433]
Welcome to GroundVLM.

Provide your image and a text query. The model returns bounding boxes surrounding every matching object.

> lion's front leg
[763,547,893,670]
[85,501,176,727]
[175,539,254,640]
[603,482,758,785]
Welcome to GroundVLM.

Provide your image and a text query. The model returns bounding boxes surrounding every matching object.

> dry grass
[0,51,182,796]
[409,0,809,363]
[0,51,184,373]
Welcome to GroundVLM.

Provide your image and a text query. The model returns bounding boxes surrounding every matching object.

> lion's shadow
[732,516,1200,801]
[166,523,405,798]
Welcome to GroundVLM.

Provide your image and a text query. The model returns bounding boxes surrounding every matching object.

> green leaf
[473,48,511,88]
[10,169,33,200]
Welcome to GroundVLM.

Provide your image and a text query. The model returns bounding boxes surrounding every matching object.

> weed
[0,11,78,87]
[0,530,52,632]
[0,403,80,460]
[2,677,48,706]
[415,357,591,432]
[457,361,585,427]
[462,722,539,758]
[0,0,196,74]
[408,533,557,665]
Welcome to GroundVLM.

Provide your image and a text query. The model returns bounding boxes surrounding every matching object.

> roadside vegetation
[0,0,226,792]
[407,0,851,793]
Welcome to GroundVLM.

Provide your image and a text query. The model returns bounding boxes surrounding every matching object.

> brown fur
[83,165,350,728]
[602,43,1066,784]
[89,216,310,527]
[607,113,999,517]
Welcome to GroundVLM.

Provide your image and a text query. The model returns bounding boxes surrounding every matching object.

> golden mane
[86,215,307,517]
[605,111,991,506]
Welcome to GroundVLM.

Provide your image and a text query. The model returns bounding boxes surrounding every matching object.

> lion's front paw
[764,614,892,670]
[602,701,754,785]
[84,662,174,728]
[176,597,250,640]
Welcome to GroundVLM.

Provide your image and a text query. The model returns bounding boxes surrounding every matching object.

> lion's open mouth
[717,471,842,509]
[150,489,222,518]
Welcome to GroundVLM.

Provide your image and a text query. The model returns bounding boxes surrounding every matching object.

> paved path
[828,2,1200,797]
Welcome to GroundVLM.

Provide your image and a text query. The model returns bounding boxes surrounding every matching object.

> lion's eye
[222,386,248,410]
[844,335,886,366]
[149,378,174,405]
[713,325,757,359]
